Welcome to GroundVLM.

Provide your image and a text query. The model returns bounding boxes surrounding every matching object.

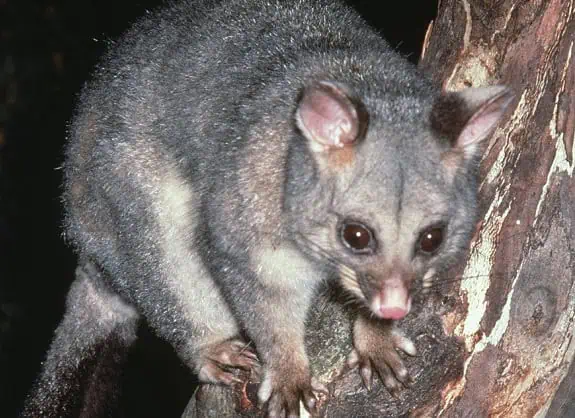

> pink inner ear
[456,86,514,155]
[296,81,363,151]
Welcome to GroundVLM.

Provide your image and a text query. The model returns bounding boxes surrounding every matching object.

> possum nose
[379,306,408,320]
[379,297,412,319]
[374,279,412,320]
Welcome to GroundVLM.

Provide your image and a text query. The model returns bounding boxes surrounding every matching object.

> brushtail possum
[23,0,513,416]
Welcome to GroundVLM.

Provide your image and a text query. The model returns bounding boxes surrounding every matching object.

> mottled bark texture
[184,0,575,416]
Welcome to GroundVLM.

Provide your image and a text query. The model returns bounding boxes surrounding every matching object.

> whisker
[416,277,465,291]
[341,295,363,309]
[294,233,368,299]
[435,273,488,283]
[496,229,531,243]
[469,228,531,260]
[296,233,355,275]
[417,271,511,293]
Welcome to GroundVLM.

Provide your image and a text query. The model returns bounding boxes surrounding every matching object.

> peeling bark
[420,0,575,416]
[183,0,575,416]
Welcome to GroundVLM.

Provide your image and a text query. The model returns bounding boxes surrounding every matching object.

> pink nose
[375,279,412,320]
[379,306,408,320]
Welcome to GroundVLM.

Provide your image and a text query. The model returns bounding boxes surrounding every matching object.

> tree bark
[418,0,575,416]
[183,0,575,416]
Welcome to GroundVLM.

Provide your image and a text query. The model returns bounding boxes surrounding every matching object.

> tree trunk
[418,0,575,416]
[183,0,575,416]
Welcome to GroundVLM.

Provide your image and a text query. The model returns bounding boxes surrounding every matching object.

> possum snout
[372,279,412,319]
[367,269,414,320]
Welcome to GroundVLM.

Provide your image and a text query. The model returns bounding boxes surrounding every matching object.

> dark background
[0,1,437,416]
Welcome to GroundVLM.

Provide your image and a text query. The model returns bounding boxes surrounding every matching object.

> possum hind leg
[22,261,140,418]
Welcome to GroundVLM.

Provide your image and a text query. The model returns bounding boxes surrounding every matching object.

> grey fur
[23,0,513,417]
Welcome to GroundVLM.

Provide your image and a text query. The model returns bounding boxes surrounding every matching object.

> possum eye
[340,221,376,254]
[418,225,444,254]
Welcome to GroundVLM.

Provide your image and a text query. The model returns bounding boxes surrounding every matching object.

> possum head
[287,80,513,320]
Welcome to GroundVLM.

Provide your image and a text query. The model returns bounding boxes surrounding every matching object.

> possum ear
[296,81,369,152]
[431,85,514,159]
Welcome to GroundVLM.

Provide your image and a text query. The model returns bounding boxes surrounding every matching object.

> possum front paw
[347,316,416,397]
[196,338,260,385]
[258,363,328,418]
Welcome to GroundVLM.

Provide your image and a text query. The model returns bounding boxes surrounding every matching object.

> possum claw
[197,338,260,385]
[350,316,416,395]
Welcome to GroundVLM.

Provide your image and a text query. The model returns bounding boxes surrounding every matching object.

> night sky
[0,1,436,416]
